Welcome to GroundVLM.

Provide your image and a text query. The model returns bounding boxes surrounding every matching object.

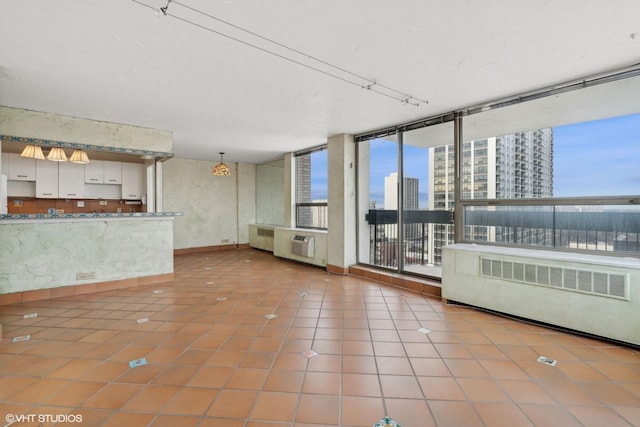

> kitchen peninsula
[0,106,180,305]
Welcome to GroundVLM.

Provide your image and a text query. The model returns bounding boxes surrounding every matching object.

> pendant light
[212,152,231,176]
[69,149,90,164]
[47,147,68,162]
[20,144,46,160]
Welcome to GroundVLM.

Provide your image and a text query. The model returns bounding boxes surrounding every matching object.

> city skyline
[307,112,638,207]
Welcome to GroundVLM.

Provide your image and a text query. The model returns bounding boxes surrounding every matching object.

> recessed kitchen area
[2,140,150,215]
[0,106,178,301]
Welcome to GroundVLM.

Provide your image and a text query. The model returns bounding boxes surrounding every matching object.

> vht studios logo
[5,414,83,424]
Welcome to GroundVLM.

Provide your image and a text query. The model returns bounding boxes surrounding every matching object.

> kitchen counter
[0,213,180,302]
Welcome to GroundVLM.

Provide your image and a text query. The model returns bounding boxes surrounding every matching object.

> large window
[295,147,328,229]
[356,71,640,277]
[460,73,640,254]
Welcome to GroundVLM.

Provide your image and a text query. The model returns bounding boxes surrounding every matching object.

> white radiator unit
[442,244,640,346]
[249,224,276,252]
[291,235,315,258]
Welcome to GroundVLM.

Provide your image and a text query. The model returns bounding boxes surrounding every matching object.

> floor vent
[480,257,628,300]
[257,227,275,238]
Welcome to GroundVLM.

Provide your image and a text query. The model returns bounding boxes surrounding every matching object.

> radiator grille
[480,257,629,300]
[257,227,275,238]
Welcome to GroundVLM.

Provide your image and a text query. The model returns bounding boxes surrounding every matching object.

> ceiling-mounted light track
[130,0,428,107]
[160,0,172,16]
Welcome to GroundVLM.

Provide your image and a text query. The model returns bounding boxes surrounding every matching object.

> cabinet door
[121,162,143,199]
[84,160,104,183]
[8,153,36,181]
[58,162,85,199]
[35,160,59,198]
[103,161,122,184]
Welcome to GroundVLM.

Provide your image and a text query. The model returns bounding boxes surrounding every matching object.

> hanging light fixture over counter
[20,145,90,164]
[212,152,231,176]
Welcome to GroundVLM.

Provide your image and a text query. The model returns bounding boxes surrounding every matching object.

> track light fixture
[160,0,172,15]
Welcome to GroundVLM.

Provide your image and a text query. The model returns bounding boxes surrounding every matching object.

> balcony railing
[365,209,453,269]
[366,199,640,271]
[463,202,640,253]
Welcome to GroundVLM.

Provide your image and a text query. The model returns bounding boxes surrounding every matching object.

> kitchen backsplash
[7,197,144,214]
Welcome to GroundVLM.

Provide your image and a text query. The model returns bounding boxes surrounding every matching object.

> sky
[309,112,640,206]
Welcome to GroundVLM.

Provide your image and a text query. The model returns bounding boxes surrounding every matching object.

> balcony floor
[0,248,639,426]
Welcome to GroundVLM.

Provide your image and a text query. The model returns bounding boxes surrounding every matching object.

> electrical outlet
[221,239,230,244]
[77,201,85,207]
[99,200,108,206]
[76,272,96,280]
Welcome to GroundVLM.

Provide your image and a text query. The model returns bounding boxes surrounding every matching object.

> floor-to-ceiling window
[357,70,640,279]
[356,121,454,278]
[356,135,399,268]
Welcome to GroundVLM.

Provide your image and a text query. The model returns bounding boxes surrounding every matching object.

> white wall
[163,157,257,249]
[256,159,285,225]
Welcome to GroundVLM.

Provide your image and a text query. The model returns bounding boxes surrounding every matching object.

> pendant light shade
[20,144,46,160]
[69,149,90,164]
[47,147,68,162]
[212,152,231,176]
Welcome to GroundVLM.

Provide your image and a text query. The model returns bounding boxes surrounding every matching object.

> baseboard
[174,243,251,256]
[0,273,174,306]
[327,264,350,275]
[349,265,442,298]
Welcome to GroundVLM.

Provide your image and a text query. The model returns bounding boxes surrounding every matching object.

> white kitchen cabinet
[85,160,122,185]
[35,160,59,198]
[103,161,122,184]
[8,153,36,181]
[121,162,144,200]
[58,162,85,199]
[84,160,104,183]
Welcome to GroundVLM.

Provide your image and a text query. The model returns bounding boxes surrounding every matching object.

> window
[295,147,328,229]
[460,73,640,255]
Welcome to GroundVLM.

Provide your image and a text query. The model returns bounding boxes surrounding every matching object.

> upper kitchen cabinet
[7,153,36,181]
[103,161,122,184]
[121,162,144,200]
[35,159,59,198]
[85,160,122,184]
[58,162,85,199]
[84,160,104,184]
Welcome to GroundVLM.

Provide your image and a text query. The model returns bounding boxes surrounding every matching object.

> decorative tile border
[1,134,174,159]
[1,211,183,220]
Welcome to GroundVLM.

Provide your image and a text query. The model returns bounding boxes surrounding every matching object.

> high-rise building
[384,172,419,210]
[428,129,554,262]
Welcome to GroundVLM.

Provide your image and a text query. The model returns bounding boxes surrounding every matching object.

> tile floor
[0,249,639,427]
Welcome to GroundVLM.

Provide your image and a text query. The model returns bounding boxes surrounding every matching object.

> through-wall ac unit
[291,235,314,258]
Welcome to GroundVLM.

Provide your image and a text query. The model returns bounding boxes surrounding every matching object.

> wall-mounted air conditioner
[291,235,314,258]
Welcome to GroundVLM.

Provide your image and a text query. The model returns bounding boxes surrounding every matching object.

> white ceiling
[1,0,639,164]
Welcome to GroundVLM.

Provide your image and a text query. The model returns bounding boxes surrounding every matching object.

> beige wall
[163,158,256,250]
[256,159,285,225]
[0,106,173,153]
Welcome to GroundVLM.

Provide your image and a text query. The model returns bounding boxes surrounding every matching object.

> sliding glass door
[357,122,454,278]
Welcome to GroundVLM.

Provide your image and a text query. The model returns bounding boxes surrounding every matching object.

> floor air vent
[481,257,628,300]
[291,235,314,258]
